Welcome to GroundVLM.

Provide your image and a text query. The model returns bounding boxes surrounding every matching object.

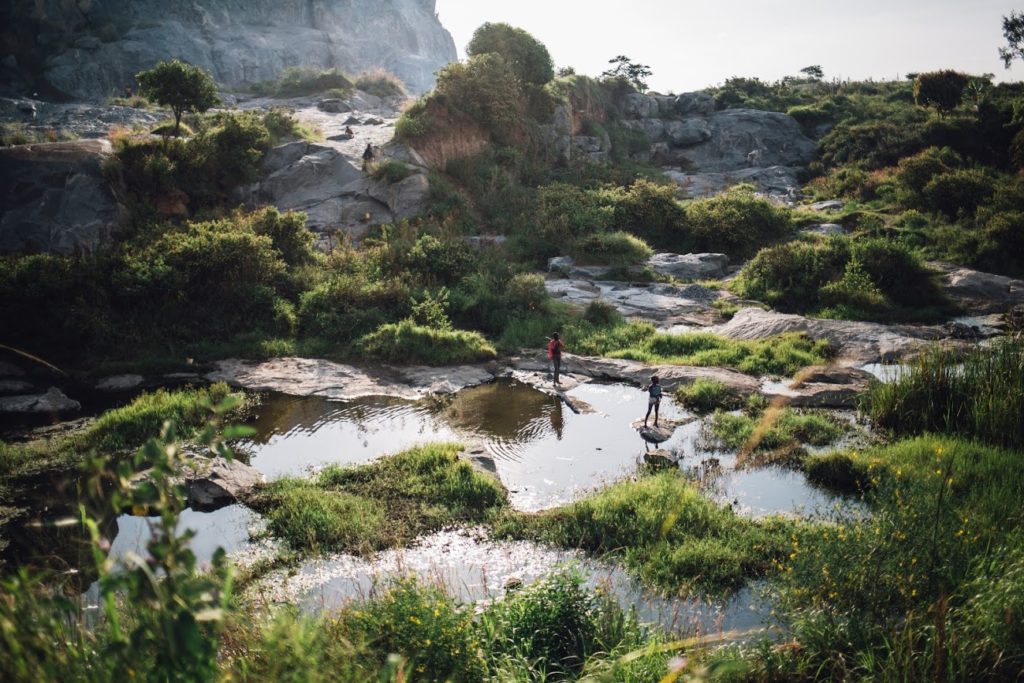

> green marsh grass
[494,471,793,593]
[252,443,507,553]
[675,378,740,413]
[709,408,849,452]
[861,336,1024,449]
[358,320,497,365]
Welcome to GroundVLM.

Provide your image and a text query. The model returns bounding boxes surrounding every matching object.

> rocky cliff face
[13,0,455,98]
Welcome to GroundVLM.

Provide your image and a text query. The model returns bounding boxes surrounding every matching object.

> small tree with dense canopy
[602,55,653,93]
[466,22,554,86]
[137,59,220,136]
[800,65,824,81]
[913,70,970,117]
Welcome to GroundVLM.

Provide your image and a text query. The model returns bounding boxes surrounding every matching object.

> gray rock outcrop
[0,139,125,254]
[0,387,81,414]
[713,308,953,364]
[31,0,456,98]
[545,279,725,326]
[186,457,266,509]
[646,253,729,280]
[931,263,1024,315]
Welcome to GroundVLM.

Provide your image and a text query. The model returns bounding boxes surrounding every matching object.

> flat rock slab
[931,262,1024,315]
[506,370,598,414]
[206,358,496,400]
[0,387,81,414]
[713,308,951,365]
[762,366,875,408]
[95,374,144,391]
[545,279,724,325]
[631,417,693,443]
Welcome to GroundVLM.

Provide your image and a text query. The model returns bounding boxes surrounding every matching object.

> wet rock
[511,353,761,398]
[932,263,1024,314]
[644,448,679,468]
[809,200,844,212]
[186,457,265,510]
[95,374,144,391]
[779,366,875,408]
[713,308,948,364]
[548,256,576,272]
[206,357,495,400]
[0,387,81,414]
[633,418,692,444]
[0,139,126,254]
[647,253,728,280]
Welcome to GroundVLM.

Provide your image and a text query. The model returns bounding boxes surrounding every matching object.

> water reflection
[251,529,774,638]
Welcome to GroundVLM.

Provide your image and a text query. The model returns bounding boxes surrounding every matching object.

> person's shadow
[549,399,564,440]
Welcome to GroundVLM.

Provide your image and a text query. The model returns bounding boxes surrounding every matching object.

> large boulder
[186,457,266,510]
[674,92,716,117]
[665,119,712,147]
[622,93,660,119]
[672,109,817,173]
[647,253,729,280]
[664,165,805,199]
[932,263,1024,314]
[0,139,125,254]
[37,0,456,98]
[0,387,81,414]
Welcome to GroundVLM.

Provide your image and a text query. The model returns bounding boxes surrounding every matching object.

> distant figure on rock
[123,84,133,98]
[642,375,662,427]
[547,332,564,384]
[746,149,761,167]
[344,125,354,137]
[362,142,375,171]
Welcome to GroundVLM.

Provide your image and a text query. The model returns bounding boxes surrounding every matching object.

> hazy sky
[434,0,1024,92]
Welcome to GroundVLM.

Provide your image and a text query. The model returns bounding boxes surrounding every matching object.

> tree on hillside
[435,53,524,133]
[999,10,1024,68]
[800,65,824,81]
[913,70,970,117]
[137,59,220,137]
[466,22,554,85]
[602,55,653,93]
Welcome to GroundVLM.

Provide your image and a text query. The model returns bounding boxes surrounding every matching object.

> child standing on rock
[643,375,662,427]
[547,333,564,384]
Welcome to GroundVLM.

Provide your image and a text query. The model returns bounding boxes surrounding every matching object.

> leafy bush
[920,167,995,219]
[582,299,622,326]
[466,22,554,85]
[683,186,792,258]
[601,178,686,248]
[370,159,413,184]
[569,231,653,266]
[297,274,411,344]
[675,378,739,413]
[434,53,524,135]
[255,66,353,98]
[530,183,610,254]
[353,69,406,98]
[358,320,497,365]
[914,70,970,116]
[136,59,220,136]
[735,237,949,321]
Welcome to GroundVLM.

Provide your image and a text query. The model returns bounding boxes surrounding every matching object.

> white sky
[434,0,1024,92]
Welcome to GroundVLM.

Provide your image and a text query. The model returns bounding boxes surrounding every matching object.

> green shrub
[466,23,554,86]
[358,320,497,365]
[735,237,948,321]
[531,183,610,254]
[569,231,653,266]
[683,187,792,259]
[921,167,995,219]
[370,159,413,184]
[338,578,487,681]
[353,69,406,98]
[258,67,353,98]
[434,53,524,135]
[601,178,686,248]
[804,452,871,493]
[896,146,962,196]
[582,299,622,326]
[297,274,410,343]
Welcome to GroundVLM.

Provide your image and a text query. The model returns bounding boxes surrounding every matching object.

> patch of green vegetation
[261,107,322,143]
[370,159,413,184]
[353,69,406,98]
[734,236,952,321]
[861,336,1024,450]
[708,407,848,453]
[251,444,506,553]
[357,320,497,365]
[674,378,740,413]
[251,67,353,98]
[569,230,653,266]
[568,322,829,377]
[0,383,237,478]
[494,471,793,593]
[150,120,194,137]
